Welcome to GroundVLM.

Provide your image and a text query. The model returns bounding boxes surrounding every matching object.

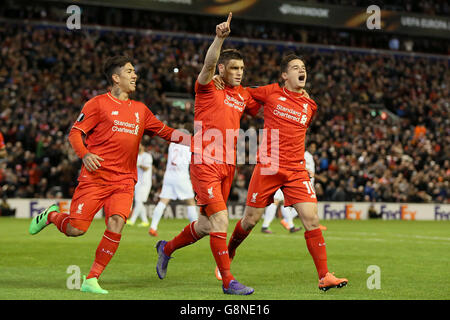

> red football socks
[210,232,235,288]
[164,221,200,257]
[48,211,70,235]
[227,219,251,260]
[304,228,329,279]
[87,230,121,279]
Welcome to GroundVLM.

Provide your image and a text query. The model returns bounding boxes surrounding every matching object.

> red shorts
[69,181,135,232]
[246,164,317,208]
[190,155,235,216]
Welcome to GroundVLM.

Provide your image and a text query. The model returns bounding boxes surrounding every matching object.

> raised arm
[197,12,232,85]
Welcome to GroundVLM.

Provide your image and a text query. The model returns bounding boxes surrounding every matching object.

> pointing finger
[226,12,232,26]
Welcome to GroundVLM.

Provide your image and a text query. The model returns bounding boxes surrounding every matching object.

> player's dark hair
[103,56,133,86]
[280,53,303,75]
[218,49,243,66]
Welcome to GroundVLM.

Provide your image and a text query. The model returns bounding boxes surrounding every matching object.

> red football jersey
[247,83,317,170]
[71,92,185,184]
[192,80,260,165]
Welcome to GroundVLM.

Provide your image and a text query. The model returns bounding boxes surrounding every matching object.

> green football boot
[28,204,60,235]
[80,276,109,294]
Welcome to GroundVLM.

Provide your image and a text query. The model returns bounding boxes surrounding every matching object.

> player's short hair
[280,53,304,75]
[218,49,243,66]
[103,56,133,86]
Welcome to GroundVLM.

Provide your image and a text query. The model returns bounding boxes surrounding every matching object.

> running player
[223,54,347,291]
[155,13,261,295]
[28,56,191,294]
[127,143,153,227]
[149,138,197,237]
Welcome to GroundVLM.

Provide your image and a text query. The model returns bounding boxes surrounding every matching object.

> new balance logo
[251,193,258,203]
[278,96,287,101]
[318,242,326,247]
[208,187,214,199]
[111,111,119,115]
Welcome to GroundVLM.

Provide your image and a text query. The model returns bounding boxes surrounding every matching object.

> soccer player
[219,54,348,291]
[127,143,153,227]
[155,13,261,295]
[149,139,198,237]
[28,56,191,294]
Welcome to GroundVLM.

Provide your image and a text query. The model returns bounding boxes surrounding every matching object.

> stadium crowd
[1,1,449,55]
[308,0,449,16]
[0,21,448,204]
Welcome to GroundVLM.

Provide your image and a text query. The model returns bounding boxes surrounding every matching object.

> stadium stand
[0,5,448,204]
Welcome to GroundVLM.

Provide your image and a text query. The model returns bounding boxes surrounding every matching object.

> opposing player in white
[149,142,198,237]
[128,144,153,227]
[260,189,302,234]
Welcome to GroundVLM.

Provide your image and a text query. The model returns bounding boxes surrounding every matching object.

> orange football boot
[318,272,348,291]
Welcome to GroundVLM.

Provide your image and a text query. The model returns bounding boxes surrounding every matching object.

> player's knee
[66,224,85,237]
[242,215,257,231]
[242,207,263,231]
[107,215,125,233]
[209,211,228,232]
[195,219,211,237]
[304,213,320,230]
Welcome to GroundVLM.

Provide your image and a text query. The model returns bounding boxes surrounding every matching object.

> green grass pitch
[1,217,449,300]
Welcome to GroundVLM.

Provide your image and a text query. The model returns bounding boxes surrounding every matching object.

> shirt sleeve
[68,128,89,159]
[244,93,262,117]
[307,99,318,127]
[72,98,101,134]
[246,84,273,104]
[195,80,215,95]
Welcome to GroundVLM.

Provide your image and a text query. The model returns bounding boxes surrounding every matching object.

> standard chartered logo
[112,120,139,135]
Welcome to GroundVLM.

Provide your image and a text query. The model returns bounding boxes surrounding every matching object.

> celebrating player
[155,12,261,295]
[218,54,347,291]
[28,56,191,294]
[149,137,198,237]
[127,143,153,227]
